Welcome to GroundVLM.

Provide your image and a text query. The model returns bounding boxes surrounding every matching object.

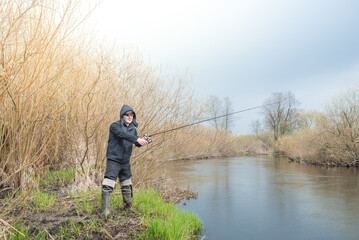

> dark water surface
[162,157,359,240]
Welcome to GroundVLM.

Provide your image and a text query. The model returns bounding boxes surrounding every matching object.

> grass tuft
[5,222,29,240]
[31,191,57,212]
[40,168,76,187]
[134,189,202,240]
[74,190,94,215]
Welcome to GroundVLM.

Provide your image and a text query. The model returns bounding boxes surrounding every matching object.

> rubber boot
[101,187,111,216]
[121,185,133,211]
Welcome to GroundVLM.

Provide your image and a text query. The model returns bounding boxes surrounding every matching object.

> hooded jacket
[106,105,141,163]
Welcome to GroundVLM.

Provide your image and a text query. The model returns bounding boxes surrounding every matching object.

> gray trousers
[102,159,132,189]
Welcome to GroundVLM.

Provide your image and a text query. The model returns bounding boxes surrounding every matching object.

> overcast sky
[90,0,359,134]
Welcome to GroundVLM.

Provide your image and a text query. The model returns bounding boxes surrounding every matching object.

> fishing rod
[144,102,277,142]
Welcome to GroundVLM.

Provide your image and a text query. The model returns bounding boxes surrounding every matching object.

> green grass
[51,217,103,240]
[5,222,29,240]
[134,189,203,240]
[40,168,76,187]
[4,222,49,240]
[74,187,123,215]
[31,190,57,212]
[74,190,96,215]
[6,185,202,239]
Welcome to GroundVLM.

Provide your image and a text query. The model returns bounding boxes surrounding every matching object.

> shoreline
[1,176,201,239]
[290,158,359,168]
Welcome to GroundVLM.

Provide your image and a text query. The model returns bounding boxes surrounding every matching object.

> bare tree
[222,97,234,133]
[263,92,300,141]
[206,95,223,130]
[250,119,262,135]
[295,110,319,129]
[205,95,234,133]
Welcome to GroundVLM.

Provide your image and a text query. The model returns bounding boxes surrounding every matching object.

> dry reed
[0,0,241,230]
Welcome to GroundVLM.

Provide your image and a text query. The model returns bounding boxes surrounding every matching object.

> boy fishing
[101,105,148,216]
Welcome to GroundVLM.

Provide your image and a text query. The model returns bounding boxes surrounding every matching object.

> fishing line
[146,102,277,138]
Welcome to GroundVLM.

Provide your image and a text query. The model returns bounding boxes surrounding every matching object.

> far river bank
[239,138,359,168]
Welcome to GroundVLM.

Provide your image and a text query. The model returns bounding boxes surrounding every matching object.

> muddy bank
[160,186,198,204]
[294,158,359,168]
[21,195,145,239]
[1,181,198,239]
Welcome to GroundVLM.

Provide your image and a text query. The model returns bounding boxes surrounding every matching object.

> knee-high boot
[101,186,112,216]
[121,185,133,211]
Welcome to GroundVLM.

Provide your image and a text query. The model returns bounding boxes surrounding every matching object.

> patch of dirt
[21,188,145,239]
[160,186,198,204]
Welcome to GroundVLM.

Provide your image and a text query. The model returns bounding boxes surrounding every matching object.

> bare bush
[277,127,319,161]
[274,88,359,166]
[317,87,359,163]
[237,132,273,155]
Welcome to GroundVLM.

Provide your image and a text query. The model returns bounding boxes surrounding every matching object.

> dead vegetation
[0,0,239,237]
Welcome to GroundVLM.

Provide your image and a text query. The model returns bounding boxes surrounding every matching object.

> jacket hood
[120,105,138,127]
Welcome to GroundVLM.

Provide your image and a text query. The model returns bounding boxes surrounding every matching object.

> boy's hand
[137,138,148,146]
[143,135,152,143]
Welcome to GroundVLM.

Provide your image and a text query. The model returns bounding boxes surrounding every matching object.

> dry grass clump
[277,127,319,161]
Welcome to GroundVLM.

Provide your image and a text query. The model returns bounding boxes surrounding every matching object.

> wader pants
[101,159,133,215]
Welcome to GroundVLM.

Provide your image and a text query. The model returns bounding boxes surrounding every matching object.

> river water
[162,156,359,240]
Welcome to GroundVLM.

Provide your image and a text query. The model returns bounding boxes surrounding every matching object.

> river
[162,156,359,240]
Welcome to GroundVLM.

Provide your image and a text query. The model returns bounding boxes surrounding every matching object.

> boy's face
[123,112,134,125]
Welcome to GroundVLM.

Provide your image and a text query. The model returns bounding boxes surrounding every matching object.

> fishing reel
[143,134,152,144]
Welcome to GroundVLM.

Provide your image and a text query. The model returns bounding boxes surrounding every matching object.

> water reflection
[160,157,359,240]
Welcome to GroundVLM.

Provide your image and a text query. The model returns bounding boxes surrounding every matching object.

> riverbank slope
[1,169,202,239]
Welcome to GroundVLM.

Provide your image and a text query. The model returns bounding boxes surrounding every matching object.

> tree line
[248,88,359,166]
